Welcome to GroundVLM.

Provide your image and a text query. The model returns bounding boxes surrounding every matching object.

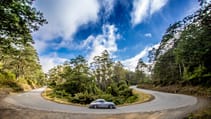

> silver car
[89,99,116,109]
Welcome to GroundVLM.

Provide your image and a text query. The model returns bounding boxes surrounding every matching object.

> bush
[47,74,138,105]
[0,79,23,92]
[48,80,56,88]
[97,93,113,101]
[0,70,16,81]
[112,96,125,105]
[71,92,95,104]
[125,95,138,103]
[106,84,119,96]
[119,88,133,97]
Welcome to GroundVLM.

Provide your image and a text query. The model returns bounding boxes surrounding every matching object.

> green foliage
[139,78,153,84]
[58,74,97,96]
[130,58,150,85]
[71,92,95,104]
[174,23,211,86]
[125,95,138,103]
[151,2,211,87]
[0,77,23,92]
[0,0,47,91]
[126,71,136,85]
[112,61,128,83]
[0,69,16,80]
[48,54,137,105]
[106,83,119,96]
[0,0,47,42]
[153,49,181,86]
[47,65,64,88]
[91,50,114,91]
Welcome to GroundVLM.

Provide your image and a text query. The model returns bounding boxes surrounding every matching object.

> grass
[41,88,153,107]
[184,107,211,119]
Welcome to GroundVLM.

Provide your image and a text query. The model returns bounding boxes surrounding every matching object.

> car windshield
[95,99,105,102]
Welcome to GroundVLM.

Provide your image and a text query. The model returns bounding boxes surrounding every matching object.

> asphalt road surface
[3,86,197,114]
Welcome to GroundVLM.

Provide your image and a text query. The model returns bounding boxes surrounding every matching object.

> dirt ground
[0,91,210,119]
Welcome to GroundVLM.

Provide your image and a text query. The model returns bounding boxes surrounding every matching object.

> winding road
[3,86,197,114]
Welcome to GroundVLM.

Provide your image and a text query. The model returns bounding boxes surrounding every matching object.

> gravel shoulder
[0,87,210,119]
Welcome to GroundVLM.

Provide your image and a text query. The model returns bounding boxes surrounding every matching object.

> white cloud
[80,35,95,50]
[122,43,160,71]
[101,0,115,19]
[33,40,48,54]
[131,0,168,26]
[82,24,119,64]
[206,0,211,3]
[122,47,149,71]
[150,0,168,15]
[144,33,152,38]
[131,0,150,26]
[33,0,100,72]
[33,0,100,52]
[39,53,68,73]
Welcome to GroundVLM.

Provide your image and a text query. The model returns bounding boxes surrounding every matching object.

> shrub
[125,95,138,103]
[119,88,133,97]
[96,93,113,101]
[0,70,16,81]
[71,92,95,104]
[112,96,125,105]
[106,84,119,96]
[0,80,23,92]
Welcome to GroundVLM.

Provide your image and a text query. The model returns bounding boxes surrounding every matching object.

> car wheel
[94,105,97,109]
[108,105,113,109]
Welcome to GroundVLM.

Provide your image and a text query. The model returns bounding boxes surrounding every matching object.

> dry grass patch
[132,89,153,103]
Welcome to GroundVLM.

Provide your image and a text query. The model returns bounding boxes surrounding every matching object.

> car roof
[95,99,105,101]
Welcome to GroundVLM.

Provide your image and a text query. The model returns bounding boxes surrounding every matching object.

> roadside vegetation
[184,107,211,119]
[0,0,47,92]
[137,0,211,97]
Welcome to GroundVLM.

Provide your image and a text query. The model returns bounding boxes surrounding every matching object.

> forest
[138,1,211,96]
[46,51,139,105]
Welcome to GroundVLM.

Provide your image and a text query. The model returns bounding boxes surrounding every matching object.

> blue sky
[32,0,200,72]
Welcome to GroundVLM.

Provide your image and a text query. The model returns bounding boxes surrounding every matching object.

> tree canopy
[151,2,211,87]
[47,51,137,105]
[0,0,47,91]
